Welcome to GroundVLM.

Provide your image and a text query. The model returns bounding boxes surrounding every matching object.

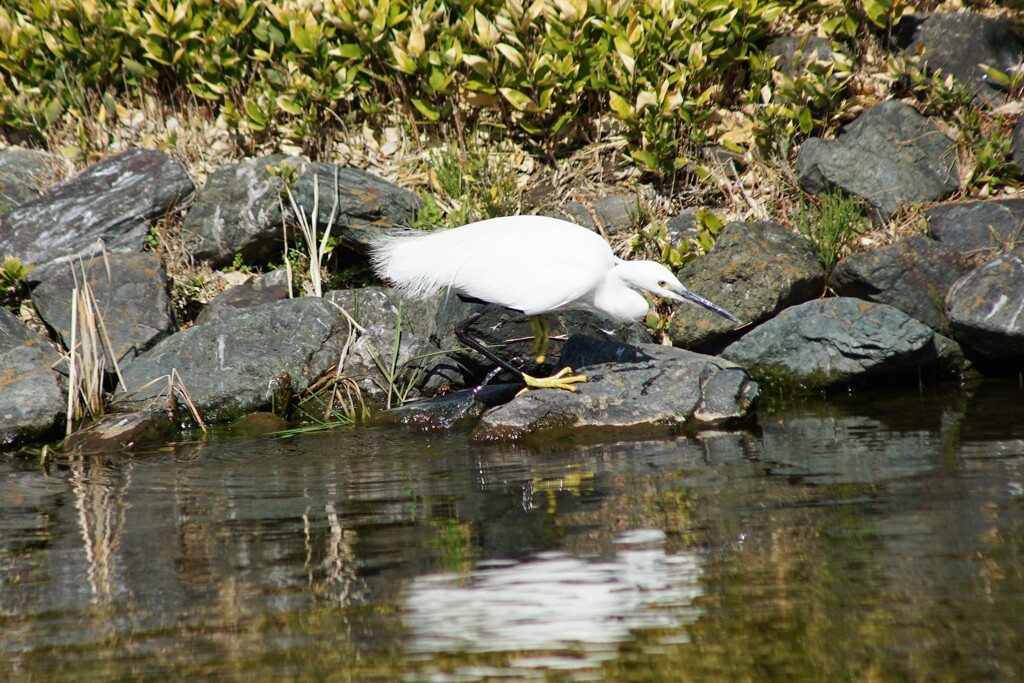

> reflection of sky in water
[403,529,703,675]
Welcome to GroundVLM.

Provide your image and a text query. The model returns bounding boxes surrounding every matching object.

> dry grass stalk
[117,370,207,433]
[63,252,126,436]
[283,166,340,298]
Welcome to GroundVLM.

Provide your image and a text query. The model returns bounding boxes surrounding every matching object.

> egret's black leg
[454,305,525,378]
[453,305,587,394]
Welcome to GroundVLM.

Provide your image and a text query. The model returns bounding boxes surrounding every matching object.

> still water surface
[3,380,1024,681]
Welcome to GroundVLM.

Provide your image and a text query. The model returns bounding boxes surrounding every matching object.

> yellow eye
[658,280,668,288]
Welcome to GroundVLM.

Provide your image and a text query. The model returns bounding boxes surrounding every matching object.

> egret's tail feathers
[369,228,464,300]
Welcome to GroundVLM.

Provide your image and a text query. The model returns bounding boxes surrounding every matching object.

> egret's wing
[370,217,615,315]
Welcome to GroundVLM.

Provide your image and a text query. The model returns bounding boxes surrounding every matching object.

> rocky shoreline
[2,12,1023,452]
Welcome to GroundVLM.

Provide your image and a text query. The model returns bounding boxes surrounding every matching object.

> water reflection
[0,380,1023,680]
[404,529,703,663]
[70,458,132,602]
[756,386,968,483]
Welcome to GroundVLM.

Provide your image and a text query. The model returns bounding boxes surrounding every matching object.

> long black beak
[673,287,741,324]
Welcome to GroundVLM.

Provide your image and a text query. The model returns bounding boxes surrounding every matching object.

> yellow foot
[516,367,588,396]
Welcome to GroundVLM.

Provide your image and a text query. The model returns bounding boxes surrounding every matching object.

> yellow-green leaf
[277,94,303,115]
[499,87,536,111]
[608,91,633,119]
[291,24,317,53]
[629,148,659,171]
[495,42,525,69]
[412,98,440,121]
[408,17,426,58]
[613,34,635,76]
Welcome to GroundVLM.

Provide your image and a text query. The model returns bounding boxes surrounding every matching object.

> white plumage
[370,215,731,324]
[369,215,738,393]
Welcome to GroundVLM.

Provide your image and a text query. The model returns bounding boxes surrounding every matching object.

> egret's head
[620,261,740,323]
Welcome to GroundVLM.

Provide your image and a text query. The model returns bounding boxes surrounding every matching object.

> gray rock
[183,154,298,267]
[0,147,62,212]
[0,149,194,283]
[543,195,640,236]
[61,410,177,453]
[470,335,759,442]
[946,251,1024,364]
[256,268,291,289]
[184,156,420,267]
[829,235,972,335]
[374,384,521,432]
[324,287,438,403]
[544,202,597,230]
[1,304,46,351]
[665,208,702,245]
[118,297,350,424]
[327,286,437,336]
[289,163,422,252]
[927,199,1024,262]
[1013,116,1024,172]
[722,297,948,389]
[668,221,825,350]
[31,252,176,366]
[0,308,65,447]
[796,100,960,219]
[906,12,1024,104]
[195,282,289,325]
[767,35,840,78]
[589,194,641,235]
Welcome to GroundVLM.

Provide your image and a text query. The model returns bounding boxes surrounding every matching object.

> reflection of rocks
[753,386,971,483]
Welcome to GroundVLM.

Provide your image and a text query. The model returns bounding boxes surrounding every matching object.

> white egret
[370,215,739,392]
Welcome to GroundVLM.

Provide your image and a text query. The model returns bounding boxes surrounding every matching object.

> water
[3,379,1024,681]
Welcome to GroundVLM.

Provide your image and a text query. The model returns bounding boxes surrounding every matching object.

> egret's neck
[593,265,651,323]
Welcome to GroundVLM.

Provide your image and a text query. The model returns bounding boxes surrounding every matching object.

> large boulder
[31,252,176,367]
[470,335,759,443]
[668,221,825,350]
[829,235,972,335]
[721,297,957,389]
[903,12,1024,104]
[288,162,422,252]
[194,280,289,325]
[796,100,960,219]
[118,297,351,424]
[183,154,298,267]
[946,251,1024,366]
[0,308,65,447]
[926,199,1024,262]
[0,149,194,282]
[324,286,438,404]
[184,155,421,268]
